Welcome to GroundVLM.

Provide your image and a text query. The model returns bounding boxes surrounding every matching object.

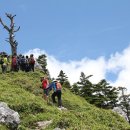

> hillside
[0,70,130,130]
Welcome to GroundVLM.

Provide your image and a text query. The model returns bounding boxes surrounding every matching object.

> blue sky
[1,1,130,92]
[0,0,130,61]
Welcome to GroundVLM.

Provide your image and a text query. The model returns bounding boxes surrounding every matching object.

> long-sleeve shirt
[49,82,57,92]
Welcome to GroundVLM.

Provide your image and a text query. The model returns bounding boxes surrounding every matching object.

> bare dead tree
[0,13,20,55]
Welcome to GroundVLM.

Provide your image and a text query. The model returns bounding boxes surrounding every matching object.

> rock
[36,120,52,130]
[34,61,42,70]
[113,107,128,121]
[0,102,20,129]
[54,128,65,130]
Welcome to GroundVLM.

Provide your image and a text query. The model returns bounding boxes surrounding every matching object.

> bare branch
[12,15,16,18]
[0,17,10,31]
[6,13,16,19]
[5,40,10,43]
[6,13,12,19]
[14,26,20,32]
[6,38,9,40]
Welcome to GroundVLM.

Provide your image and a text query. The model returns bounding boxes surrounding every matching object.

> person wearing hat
[51,80,62,107]
[50,80,57,103]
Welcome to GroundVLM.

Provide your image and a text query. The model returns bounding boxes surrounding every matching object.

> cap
[52,80,57,82]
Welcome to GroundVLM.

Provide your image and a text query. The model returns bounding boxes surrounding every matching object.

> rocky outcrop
[113,107,128,121]
[0,102,20,129]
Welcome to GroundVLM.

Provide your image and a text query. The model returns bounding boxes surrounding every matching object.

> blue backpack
[47,82,56,92]
[21,58,26,64]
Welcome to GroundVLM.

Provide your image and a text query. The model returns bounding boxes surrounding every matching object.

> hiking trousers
[52,90,62,107]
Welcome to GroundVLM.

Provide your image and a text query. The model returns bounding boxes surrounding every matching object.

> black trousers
[29,64,34,72]
[52,90,62,107]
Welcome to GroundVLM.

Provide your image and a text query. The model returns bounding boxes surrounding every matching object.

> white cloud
[107,46,130,93]
[24,45,130,93]
[47,56,106,84]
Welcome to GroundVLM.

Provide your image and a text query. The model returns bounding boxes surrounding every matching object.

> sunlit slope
[0,71,130,130]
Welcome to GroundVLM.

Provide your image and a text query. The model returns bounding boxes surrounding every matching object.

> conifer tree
[57,70,68,85]
[71,83,80,95]
[77,72,93,103]
[93,79,118,109]
[63,80,71,89]
[37,54,50,78]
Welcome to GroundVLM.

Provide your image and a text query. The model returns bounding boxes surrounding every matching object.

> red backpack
[30,57,35,64]
[12,57,17,65]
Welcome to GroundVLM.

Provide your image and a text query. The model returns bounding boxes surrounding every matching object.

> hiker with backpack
[29,54,35,72]
[2,54,8,73]
[51,80,62,108]
[17,54,22,71]
[20,55,26,71]
[11,55,18,72]
[41,76,49,103]
[25,55,30,72]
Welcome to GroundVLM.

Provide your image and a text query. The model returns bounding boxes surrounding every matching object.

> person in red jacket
[41,76,49,102]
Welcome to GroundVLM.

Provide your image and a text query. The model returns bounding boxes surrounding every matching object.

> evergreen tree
[63,80,71,89]
[71,83,80,95]
[77,72,93,103]
[93,79,118,109]
[37,54,50,78]
[57,70,68,85]
[118,87,130,123]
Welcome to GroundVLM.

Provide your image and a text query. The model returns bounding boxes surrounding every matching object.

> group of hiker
[0,52,63,108]
[40,76,62,108]
[0,53,35,73]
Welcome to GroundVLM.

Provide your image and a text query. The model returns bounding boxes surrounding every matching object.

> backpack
[21,58,26,64]
[12,57,17,65]
[0,59,4,64]
[29,58,35,64]
[48,82,56,91]
[56,82,62,90]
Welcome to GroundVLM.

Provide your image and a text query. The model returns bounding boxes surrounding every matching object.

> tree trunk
[11,45,17,56]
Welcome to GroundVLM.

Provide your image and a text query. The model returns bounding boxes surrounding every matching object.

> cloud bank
[24,45,130,92]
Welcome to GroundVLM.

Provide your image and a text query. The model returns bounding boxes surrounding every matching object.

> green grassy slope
[0,71,130,130]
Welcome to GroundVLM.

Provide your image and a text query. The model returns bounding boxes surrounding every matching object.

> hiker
[0,55,4,73]
[51,80,62,108]
[17,54,22,71]
[11,55,18,72]
[7,55,11,71]
[2,54,8,73]
[41,76,49,103]
[20,55,26,71]
[25,55,30,72]
[29,54,35,72]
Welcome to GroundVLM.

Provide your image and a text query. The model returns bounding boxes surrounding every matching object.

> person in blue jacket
[49,80,62,107]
